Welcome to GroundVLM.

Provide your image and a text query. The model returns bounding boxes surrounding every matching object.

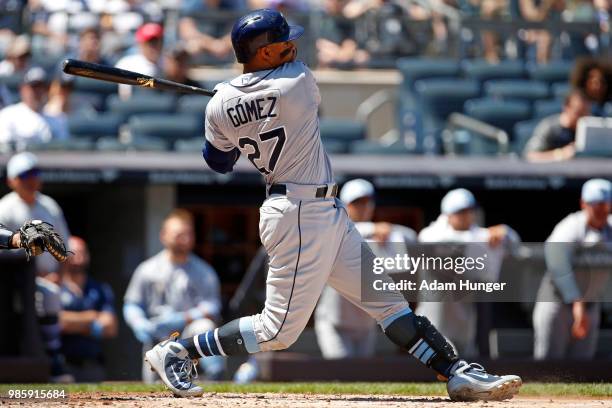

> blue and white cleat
[144,335,204,397]
[447,361,522,401]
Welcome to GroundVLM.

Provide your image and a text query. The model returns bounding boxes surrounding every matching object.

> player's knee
[257,312,300,351]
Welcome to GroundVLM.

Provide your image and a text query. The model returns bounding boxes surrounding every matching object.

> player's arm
[0,224,19,249]
[59,310,99,335]
[202,95,240,174]
[203,141,240,174]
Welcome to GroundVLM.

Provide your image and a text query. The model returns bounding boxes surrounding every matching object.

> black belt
[269,184,338,198]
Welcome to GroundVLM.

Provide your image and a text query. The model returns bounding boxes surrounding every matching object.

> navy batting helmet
[231,9,304,64]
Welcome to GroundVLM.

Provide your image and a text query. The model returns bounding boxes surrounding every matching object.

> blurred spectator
[27,0,70,55]
[71,27,113,66]
[570,57,612,116]
[0,152,72,382]
[315,179,416,359]
[123,209,224,382]
[0,0,26,52]
[162,44,201,88]
[524,90,591,162]
[316,0,370,68]
[250,0,310,12]
[417,188,520,357]
[43,73,81,141]
[59,236,118,382]
[533,178,612,360]
[518,0,565,63]
[178,0,241,61]
[115,22,163,99]
[0,67,53,151]
[479,0,509,62]
[0,34,31,76]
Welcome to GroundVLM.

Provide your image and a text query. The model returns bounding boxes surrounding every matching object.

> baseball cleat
[144,336,204,397]
[447,361,522,401]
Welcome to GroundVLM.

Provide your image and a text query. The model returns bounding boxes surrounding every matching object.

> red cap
[135,23,163,43]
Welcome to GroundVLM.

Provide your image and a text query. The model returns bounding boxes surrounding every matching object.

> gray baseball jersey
[533,210,611,359]
[204,61,410,353]
[124,251,221,320]
[205,61,333,185]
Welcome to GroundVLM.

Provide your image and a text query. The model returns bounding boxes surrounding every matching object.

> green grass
[0,382,611,398]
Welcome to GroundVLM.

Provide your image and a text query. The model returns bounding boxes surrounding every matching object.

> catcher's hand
[19,220,70,262]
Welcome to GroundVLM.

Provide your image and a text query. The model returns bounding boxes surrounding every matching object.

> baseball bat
[62,58,215,97]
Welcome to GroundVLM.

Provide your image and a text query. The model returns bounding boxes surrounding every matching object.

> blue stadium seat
[67,112,123,140]
[414,79,481,127]
[513,119,540,154]
[174,138,204,153]
[461,59,525,83]
[484,79,549,102]
[27,138,94,151]
[319,118,366,143]
[74,77,118,96]
[128,113,204,149]
[527,61,573,84]
[321,139,349,154]
[464,98,532,136]
[396,105,426,153]
[534,99,562,119]
[0,73,21,93]
[552,82,570,99]
[107,94,176,121]
[397,58,460,91]
[350,140,414,155]
[177,95,211,115]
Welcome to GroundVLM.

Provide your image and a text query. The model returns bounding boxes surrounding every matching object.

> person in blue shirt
[59,236,118,382]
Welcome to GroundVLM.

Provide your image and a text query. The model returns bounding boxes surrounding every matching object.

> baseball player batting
[145,9,522,401]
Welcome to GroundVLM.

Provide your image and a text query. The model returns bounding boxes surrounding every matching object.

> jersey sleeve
[302,63,321,107]
[204,93,235,152]
[124,265,146,306]
[545,215,581,303]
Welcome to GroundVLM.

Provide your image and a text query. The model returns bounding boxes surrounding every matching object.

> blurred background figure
[43,72,83,141]
[315,0,370,68]
[59,236,118,382]
[417,188,520,357]
[315,179,416,359]
[123,209,224,382]
[115,22,164,99]
[178,0,241,62]
[0,34,31,76]
[570,57,612,116]
[533,178,612,360]
[0,151,72,382]
[0,66,53,151]
[518,0,565,63]
[70,27,112,66]
[524,89,591,162]
[162,44,200,88]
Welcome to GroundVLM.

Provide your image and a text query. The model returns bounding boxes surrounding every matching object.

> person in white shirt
[315,179,417,359]
[417,189,520,357]
[115,23,164,99]
[0,67,53,151]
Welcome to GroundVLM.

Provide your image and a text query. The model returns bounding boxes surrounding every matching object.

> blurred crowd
[0,0,609,155]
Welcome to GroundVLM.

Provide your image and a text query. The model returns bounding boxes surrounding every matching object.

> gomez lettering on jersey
[225,91,280,128]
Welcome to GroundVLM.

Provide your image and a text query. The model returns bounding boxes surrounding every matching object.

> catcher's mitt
[19,220,70,262]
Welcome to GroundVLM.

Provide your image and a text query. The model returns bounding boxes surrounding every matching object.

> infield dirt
[2,392,611,407]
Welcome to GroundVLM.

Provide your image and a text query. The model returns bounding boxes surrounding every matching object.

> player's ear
[259,45,273,63]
